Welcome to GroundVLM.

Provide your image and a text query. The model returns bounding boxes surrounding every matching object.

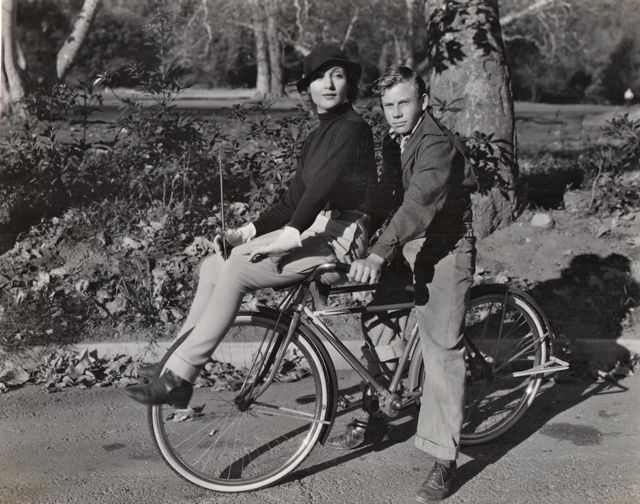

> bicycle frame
[238,262,569,417]
[237,263,421,418]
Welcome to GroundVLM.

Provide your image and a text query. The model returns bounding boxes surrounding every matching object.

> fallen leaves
[0,343,315,398]
[30,349,139,392]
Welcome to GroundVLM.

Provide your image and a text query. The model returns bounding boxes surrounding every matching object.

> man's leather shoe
[325,417,387,450]
[415,460,457,502]
[124,369,193,408]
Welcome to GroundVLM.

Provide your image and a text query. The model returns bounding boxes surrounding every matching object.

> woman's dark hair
[374,65,429,98]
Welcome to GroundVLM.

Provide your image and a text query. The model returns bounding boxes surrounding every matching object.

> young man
[332,66,476,502]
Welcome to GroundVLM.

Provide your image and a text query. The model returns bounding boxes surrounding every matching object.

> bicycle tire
[148,311,333,492]
[408,284,549,445]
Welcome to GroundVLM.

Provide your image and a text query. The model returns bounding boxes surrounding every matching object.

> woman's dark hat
[297,43,361,93]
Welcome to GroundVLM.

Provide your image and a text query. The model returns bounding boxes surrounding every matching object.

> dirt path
[1,372,639,504]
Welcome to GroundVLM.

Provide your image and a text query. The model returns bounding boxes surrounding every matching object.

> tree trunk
[251,0,270,97]
[1,0,4,117]
[378,40,393,75]
[56,0,101,80]
[425,0,517,238]
[405,0,416,67]
[1,0,26,118]
[265,0,283,97]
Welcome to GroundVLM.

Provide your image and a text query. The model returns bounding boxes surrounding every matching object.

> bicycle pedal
[337,396,350,409]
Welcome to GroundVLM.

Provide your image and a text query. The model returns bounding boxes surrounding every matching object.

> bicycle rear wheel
[461,285,548,444]
[148,311,332,492]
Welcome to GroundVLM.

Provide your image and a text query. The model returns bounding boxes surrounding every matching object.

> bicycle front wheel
[148,311,331,492]
[461,285,548,444]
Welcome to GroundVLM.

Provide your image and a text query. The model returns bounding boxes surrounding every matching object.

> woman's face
[308,65,349,113]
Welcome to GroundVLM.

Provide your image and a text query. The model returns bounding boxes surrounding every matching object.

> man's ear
[420,93,429,111]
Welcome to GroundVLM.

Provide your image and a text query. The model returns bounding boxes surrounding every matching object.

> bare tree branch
[500,0,565,27]
[230,20,256,31]
[501,32,542,51]
[16,40,25,70]
[294,0,308,39]
[56,0,101,79]
[200,0,213,57]
[340,7,359,50]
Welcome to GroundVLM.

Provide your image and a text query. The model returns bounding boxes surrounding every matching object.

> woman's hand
[348,254,384,284]
[225,223,256,246]
[213,223,256,258]
[245,226,302,263]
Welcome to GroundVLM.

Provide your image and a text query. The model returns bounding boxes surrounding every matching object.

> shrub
[601,114,640,173]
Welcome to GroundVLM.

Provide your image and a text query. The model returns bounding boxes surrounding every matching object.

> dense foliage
[1,63,640,350]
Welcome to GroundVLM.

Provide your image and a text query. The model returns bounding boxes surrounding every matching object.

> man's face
[380,80,427,135]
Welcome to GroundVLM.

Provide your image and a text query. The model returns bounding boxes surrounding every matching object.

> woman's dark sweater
[253,103,376,236]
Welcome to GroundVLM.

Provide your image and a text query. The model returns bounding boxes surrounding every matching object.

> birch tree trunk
[251,0,271,98]
[265,0,283,97]
[405,0,416,67]
[251,0,270,97]
[56,0,101,80]
[1,0,26,118]
[425,0,518,238]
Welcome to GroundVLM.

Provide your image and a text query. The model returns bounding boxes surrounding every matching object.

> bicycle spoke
[493,336,539,375]
[252,401,329,425]
[493,293,510,364]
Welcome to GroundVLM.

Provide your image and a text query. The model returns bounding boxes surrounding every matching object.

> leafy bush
[601,114,640,173]
[0,76,319,348]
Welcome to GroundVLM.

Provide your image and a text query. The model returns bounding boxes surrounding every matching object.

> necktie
[400,135,409,153]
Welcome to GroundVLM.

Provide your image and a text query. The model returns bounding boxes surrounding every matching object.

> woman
[125,44,376,407]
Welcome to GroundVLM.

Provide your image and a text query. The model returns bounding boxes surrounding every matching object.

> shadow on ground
[455,377,630,492]
[530,252,639,370]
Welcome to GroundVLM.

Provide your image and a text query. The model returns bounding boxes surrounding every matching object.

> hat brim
[296,59,361,93]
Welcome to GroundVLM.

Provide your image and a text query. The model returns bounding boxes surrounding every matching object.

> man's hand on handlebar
[348,253,385,284]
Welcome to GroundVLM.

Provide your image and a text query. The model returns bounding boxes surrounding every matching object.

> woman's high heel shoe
[136,362,160,381]
[124,369,193,408]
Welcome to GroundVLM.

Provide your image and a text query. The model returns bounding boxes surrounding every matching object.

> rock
[595,224,610,238]
[495,273,510,284]
[0,360,30,387]
[630,260,640,284]
[619,169,640,185]
[530,212,555,229]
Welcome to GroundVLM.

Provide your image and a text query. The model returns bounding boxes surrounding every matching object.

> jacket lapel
[400,112,446,168]
[400,114,427,170]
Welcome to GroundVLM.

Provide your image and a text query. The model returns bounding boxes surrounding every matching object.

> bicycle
[146,262,569,492]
